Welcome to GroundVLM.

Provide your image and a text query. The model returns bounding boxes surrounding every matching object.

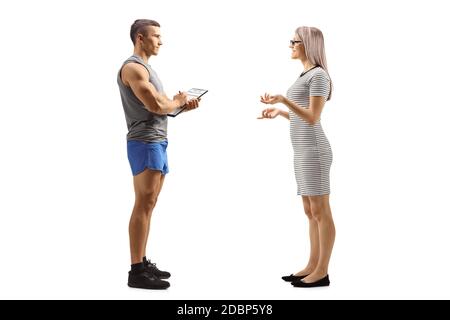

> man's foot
[144,258,171,279]
[128,269,170,290]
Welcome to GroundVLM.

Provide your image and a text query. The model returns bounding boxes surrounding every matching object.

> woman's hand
[258,93,285,119]
[257,107,281,119]
[260,93,284,105]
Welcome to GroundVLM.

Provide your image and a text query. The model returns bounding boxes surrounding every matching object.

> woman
[259,26,335,287]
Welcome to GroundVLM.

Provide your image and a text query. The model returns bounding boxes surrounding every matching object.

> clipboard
[167,88,208,117]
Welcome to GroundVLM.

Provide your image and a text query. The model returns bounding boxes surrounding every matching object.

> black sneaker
[144,259,171,279]
[128,269,170,290]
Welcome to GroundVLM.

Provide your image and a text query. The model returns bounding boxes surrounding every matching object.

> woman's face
[290,34,305,60]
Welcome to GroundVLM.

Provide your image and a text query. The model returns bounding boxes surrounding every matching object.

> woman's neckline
[300,65,320,77]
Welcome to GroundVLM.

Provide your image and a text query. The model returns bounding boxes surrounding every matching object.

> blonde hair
[296,26,333,100]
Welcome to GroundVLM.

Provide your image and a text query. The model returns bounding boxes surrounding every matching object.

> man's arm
[121,63,186,114]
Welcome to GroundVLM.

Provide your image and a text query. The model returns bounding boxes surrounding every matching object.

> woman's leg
[302,194,335,283]
[295,196,320,276]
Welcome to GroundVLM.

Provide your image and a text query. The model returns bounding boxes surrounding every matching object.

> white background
[1,0,449,299]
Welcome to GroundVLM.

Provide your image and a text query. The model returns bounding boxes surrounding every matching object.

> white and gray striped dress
[287,66,332,196]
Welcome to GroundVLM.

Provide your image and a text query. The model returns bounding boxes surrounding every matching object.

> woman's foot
[294,267,315,277]
[298,271,328,284]
[282,266,315,282]
[292,274,330,288]
[281,274,308,282]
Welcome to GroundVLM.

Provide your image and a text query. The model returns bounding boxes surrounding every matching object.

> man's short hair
[130,19,160,45]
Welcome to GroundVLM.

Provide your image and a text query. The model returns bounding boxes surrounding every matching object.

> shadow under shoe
[292,275,330,288]
[128,269,170,290]
[282,274,308,282]
[144,259,171,279]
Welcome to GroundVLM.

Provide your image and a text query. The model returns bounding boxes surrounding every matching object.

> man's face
[138,26,162,56]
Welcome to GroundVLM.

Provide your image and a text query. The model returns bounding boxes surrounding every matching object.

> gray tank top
[117,55,167,142]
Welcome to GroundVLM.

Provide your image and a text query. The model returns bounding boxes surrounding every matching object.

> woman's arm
[279,110,290,120]
[281,95,326,125]
[263,72,330,124]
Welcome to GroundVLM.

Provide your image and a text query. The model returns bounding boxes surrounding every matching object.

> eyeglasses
[290,40,303,46]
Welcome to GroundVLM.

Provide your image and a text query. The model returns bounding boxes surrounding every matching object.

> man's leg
[143,174,165,256]
[127,169,169,289]
[140,173,171,279]
[129,169,162,264]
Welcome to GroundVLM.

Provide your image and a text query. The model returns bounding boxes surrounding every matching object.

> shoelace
[145,260,159,270]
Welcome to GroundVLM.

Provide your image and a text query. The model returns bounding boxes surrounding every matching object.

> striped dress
[287,66,333,196]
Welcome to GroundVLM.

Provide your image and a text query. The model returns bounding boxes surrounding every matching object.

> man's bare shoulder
[121,62,150,86]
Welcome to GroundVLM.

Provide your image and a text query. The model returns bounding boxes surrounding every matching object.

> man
[117,19,200,289]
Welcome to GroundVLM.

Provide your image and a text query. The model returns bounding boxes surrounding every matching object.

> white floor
[1,185,449,300]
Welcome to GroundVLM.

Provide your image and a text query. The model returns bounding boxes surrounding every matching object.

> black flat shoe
[282,274,308,282]
[292,275,330,287]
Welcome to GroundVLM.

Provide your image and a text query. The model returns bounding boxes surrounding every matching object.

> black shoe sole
[292,282,330,288]
[292,275,330,287]
[128,282,170,290]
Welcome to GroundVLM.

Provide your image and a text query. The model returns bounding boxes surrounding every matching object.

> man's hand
[183,98,200,112]
[173,92,188,108]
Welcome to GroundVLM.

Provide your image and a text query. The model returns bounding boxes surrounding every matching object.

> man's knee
[135,191,159,214]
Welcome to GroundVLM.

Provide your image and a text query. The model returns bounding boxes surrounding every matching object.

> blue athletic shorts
[127,140,169,176]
